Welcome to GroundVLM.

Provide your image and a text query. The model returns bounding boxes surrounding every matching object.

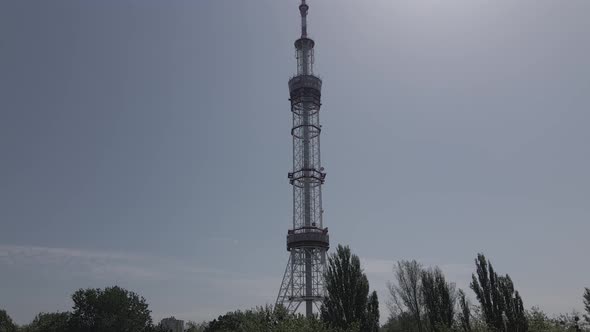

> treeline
[383,253,589,332]
[1,246,589,332]
[0,286,166,332]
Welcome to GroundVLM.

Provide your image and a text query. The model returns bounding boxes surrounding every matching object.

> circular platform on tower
[286,227,329,250]
[288,75,322,94]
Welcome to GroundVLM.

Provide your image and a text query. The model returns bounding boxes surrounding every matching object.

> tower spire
[299,0,309,38]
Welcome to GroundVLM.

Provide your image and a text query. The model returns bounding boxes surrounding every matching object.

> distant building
[160,317,184,332]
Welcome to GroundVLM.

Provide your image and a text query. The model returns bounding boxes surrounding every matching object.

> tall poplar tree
[421,267,456,331]
[457,289,471,332]
[584,288,590,323]
[321,245,370,331]
[470,254,528,332]
[366,291,380,332]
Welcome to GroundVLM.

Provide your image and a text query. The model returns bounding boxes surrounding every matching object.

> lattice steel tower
[276,0,329,317]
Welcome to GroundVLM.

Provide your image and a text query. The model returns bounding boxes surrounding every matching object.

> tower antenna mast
[276,0,329,317]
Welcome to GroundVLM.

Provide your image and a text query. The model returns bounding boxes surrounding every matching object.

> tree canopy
[366,291,380,332]
[584,288,590,323]
[0,310,17,332]
[320,244,370,331]
[20,312,70,332]
[457,289,471,332]
[388,260,424,332]
[203,306,339,332]
[421,267,456,331]
[69,286,154,332]
[470,253,528,332]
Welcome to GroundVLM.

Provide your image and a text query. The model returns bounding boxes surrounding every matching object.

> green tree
[21,312,70,332]
[382,312,419,332]
[555,311,587,332]
[470,254,502,330]
[387,260,424,332]
[420,267,456,331]
[69,286,154,332]
[526,307,563,332]
[321,244,370,331]
[203,306,341,332]
[457,289,472,332]
[366,291,380,332]
[203,310,260,332]
[470,254,528,332]
[584,288,590,324]
[0,310,17,332]
[186,320,207,332]
[497,275,527,331]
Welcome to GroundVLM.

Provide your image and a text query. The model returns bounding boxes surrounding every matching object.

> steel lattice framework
[276,0,329,318]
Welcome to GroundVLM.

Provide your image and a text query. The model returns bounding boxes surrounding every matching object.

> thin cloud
[0,244,221,281]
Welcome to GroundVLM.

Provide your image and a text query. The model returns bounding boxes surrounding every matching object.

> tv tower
[276,0,329,317]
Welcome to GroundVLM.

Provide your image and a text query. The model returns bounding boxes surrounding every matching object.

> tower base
[276,246,327,316]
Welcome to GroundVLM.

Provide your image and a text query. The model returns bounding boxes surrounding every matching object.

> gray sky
[1,0,589,325]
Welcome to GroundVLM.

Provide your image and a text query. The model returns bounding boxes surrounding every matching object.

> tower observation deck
[276,0,329,317]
